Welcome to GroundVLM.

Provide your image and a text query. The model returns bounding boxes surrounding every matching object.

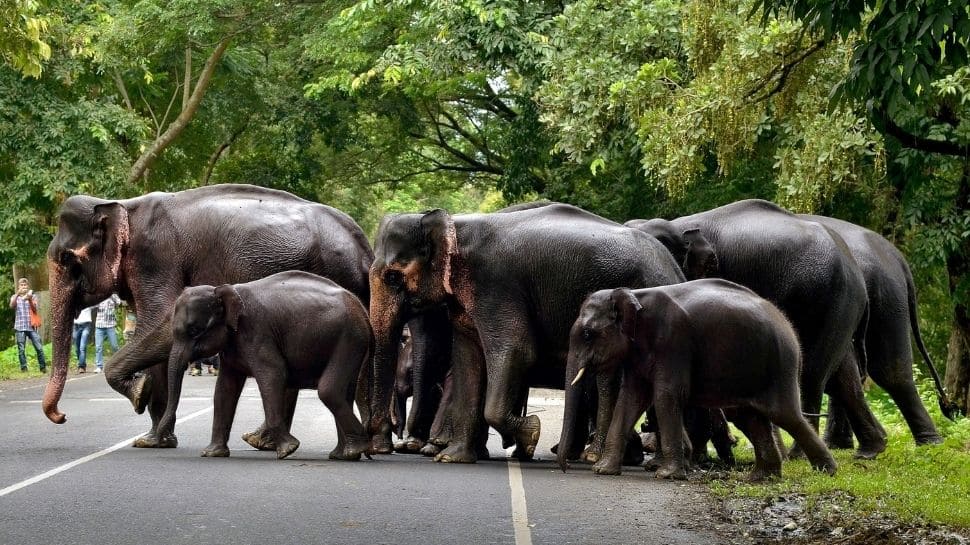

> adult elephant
[627,199,887,459]
[43,184,373,450]
[368,204,685,462]
[800,214,957,446]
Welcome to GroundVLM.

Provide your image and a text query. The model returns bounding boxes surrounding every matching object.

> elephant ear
[682,228,719,280]
[610,288,642,342]
[92,202,130,280]
[420,209,457,295]
[214,284,243,332]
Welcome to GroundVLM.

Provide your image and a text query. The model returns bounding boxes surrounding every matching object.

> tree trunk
[945,311,970,415]
[944,161,970,415]
[127,38,230,184]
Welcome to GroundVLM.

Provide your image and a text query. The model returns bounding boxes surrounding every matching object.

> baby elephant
[157,271,372,461]
[561,279,837,481]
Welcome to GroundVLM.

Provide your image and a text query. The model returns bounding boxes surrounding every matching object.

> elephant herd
[40,184,953,481]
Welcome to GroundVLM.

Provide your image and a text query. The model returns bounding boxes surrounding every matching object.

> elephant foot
[914,433,944,446]
[201,443,230,457]
[276,435,301,460]
[640,432,657,453]
[642,455,662,471]
[242,428,276,451]
[330,438,369,461]
[786,444,805,460]
[394,436,426,454]
[132,431,178,449]
[370,432,394,455]
[130,374,152,415]
[592,459,622,476]
[420,443,441,457]
[655,462,687,480]
[580,446,601,465]
[434,443,478,463]
[854,434,887,460]
[746,466,780,482]
[512,415,541,461]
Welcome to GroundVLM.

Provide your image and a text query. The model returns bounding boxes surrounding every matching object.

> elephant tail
[907,270,960,420]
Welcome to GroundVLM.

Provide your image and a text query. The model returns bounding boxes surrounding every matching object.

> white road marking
[0,406,212,498]
[507,460,534,545]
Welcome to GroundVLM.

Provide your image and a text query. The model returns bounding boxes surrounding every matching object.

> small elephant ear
[214,284,243,332]
[682,228,719,280]
[610,288,642,341]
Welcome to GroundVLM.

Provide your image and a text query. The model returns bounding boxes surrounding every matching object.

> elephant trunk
[42,260,76,424]
[157,343,190,438]
[559,353,587,472]
[369,279,405,449]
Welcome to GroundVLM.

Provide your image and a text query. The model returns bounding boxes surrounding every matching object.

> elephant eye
[582,328,595,342]
[384,269,404,289]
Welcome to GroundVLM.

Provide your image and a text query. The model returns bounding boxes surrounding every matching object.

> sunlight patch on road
[507,460,533,545]
[0,406,212,498]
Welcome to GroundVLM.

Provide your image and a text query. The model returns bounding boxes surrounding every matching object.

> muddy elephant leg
[581,370,619,464]
[242,389,298,452]
[826,358,887,459]
[202,367,246,457]
[650,391,688,480]
[434,329,486,463]
[734,408,782,481]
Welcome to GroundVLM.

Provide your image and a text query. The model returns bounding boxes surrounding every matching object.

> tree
[0,0,52,77]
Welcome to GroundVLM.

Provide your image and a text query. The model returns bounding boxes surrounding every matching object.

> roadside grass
[0,342,54,380]
[707,378,970,528]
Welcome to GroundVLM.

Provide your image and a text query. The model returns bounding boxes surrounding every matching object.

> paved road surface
[0,373,733,545]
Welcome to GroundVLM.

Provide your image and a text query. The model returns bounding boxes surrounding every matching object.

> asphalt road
[0,373,732,545]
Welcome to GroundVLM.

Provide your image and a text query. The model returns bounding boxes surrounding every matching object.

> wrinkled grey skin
[562,282,837,481]
[160,271,372,461]
[628,199,887,460]
[43,184,372,451]
[368,204,685,463]
[799,214,956,447]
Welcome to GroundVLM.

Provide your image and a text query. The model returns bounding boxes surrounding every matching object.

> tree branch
[128,37,231,184]
[876,108,969,157]
[746,40,826,102]
[182,46,192,112]
[201,118,249,185]
[112,70,133,110]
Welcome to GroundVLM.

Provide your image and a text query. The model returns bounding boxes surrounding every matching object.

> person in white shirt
[72,306,95,373]
[94,294,122,373]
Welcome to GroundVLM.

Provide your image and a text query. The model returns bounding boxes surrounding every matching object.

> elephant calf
[560,279,837,481]
[157,271,373,461]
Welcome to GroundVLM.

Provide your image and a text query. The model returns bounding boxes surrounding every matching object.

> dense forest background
[1,0,968,411]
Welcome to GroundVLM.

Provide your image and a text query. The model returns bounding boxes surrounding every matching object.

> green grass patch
[707,379,970,528]
[0,342,54,380]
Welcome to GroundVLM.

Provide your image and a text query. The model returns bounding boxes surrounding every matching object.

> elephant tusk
[570,367,586,386]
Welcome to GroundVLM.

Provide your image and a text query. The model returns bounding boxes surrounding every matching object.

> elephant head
[368,209,459,449]
[157,285,236,439]
[43,196,131,423]
[559,288,642,471]
[627,220,718,281]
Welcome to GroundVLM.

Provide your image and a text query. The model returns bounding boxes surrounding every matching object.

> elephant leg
[482,352,539,461]
[132,364,176,448]
[768,401,837,476]
[582,370,619,464]
[406,309,451,447]
[734,408,782,481]
[650,392,688,480]
[827,358,887,459]
[242,389,297,452]
[710,409,736,465]
[319,353,370,462]
[592,376,648,475]
[868,355,943,445]
[202,367,246,457]
[252,362,300,460]
[434,329,486,464]
[823,395,856,449]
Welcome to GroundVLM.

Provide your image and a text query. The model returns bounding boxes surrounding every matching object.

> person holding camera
[9,278,47,373]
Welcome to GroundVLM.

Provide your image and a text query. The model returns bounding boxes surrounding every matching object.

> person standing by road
[94,293,122,373]
[72,305,95,373]
[9,278,47,373]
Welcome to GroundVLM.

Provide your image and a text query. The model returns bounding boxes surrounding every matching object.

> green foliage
[0,0,52,78]
[0,341,51,380]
